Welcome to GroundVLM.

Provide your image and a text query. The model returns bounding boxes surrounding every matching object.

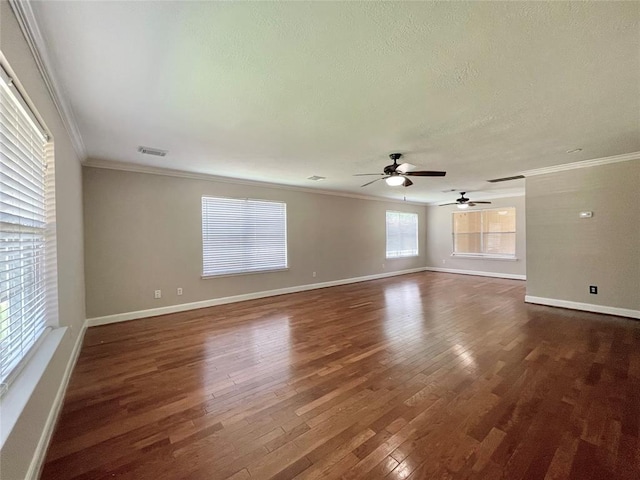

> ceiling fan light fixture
[385,175,405,186]
[355,152,446,187]
[457,203,469,209]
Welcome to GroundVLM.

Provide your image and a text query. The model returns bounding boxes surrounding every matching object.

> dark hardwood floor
[41,272,640,479]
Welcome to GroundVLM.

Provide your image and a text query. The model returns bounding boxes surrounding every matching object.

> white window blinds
[202,196,287,277]
[0,65,56,385]
[386,211,419,258]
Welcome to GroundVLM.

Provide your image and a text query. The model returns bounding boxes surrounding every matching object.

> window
[386,211,418,258]
[202,196,287,277]
[0,64,56,385]
[452,207,516,257]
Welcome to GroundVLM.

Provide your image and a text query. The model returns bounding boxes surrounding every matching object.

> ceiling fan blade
[353,173,385,176]
[402,177,413,187]
[404,171,447,177]
[396,162,416,174]
[439,202,458,206]
[360,177,387,187]
[472,201,492,204]
[468,202,477,207]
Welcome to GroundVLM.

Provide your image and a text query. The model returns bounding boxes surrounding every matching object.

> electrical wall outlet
[154,290,162,299]
[177,287,183,296]
[312,272,316,278]
[589,285,598,294]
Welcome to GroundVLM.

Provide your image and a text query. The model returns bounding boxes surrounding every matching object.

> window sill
[0,327,66,448]
[451,254,518,261]
[386,255,420,260]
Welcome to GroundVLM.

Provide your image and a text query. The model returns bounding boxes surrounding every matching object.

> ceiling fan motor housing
[384,153,403,175]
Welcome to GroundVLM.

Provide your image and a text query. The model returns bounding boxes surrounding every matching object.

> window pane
[453,232,482,254]
[452,207,516,256]
[202,197,287,276]
[483,232,516,255]
[386,211,418,258]
[484,209,516,232]
[453,211,481,234]
[0,67,53,384]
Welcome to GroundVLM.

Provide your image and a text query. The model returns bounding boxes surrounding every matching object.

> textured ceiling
[30,1,640,203]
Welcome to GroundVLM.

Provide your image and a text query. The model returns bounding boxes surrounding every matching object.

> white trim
[8,0,87,160]
[0,61,48,139]
[26,322,87,480]
[1,324,85,474]
[520,151,640,177]
[424,267,526,281]
[524,296,640,320]
[87,268,428,326]
[0,330,62,450]
[83,159,428,206]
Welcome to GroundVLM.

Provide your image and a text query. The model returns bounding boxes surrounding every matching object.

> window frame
[201,196,288,278]
[0,62,57,388]
[385,210,419,259]
[451,207,516,259]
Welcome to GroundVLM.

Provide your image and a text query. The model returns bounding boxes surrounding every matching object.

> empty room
[1,1,639,479]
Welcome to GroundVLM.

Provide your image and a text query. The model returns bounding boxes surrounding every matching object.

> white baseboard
[86,267,428,327]
[525,295,640,320]
[424,267,526,281]
[27,321,87,480]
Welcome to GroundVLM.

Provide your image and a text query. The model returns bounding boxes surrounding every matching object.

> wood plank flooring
[41,272,640,479]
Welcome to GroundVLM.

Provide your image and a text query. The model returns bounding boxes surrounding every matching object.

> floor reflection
[202,315,292,389]
[382,281,426,342]
[382,280,478,372]
[452,343,478,370]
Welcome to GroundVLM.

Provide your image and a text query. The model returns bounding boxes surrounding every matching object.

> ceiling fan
[440,192,492,209]
[354,153,446,187]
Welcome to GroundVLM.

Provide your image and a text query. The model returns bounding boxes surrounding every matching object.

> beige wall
[83,167,427,318]
[424,195,527,277]
[0,1,85,478]
[526,160,640,311]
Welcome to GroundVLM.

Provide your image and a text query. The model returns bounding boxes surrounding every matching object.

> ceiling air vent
[138,146,168,157]
[487,174,525,183]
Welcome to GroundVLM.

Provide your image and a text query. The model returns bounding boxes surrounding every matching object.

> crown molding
[83,158,429,206]
[520,151,640,177]
[9,0,87,160]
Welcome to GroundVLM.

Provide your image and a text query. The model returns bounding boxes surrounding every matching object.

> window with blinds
[1,64,56,385]
[202,196,287,277]
[452,207,516,257]
[386,211,419,258]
